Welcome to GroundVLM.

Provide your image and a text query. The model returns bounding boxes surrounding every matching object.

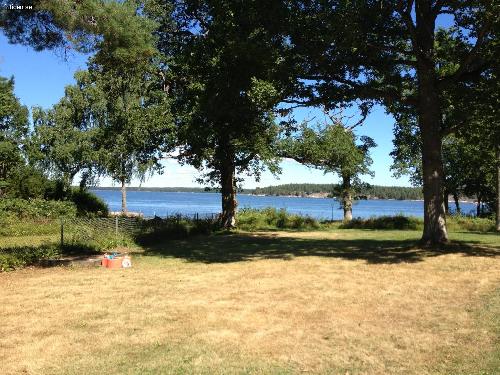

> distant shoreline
[90,187,477,203]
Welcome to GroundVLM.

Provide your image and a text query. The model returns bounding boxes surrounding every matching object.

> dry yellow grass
[0,230,499,374]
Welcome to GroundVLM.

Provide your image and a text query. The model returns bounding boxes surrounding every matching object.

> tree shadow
[141,232,500,265]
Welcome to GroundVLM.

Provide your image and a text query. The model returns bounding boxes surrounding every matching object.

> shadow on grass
[141,232,500,265]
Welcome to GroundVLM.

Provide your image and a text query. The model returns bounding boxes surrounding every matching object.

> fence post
[60,217,64,247]
[115,216,119,238]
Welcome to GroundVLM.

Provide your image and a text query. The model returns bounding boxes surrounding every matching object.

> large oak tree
[146,0,290,227]
[281,0,498,244]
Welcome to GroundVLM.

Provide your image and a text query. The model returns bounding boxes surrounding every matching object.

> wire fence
[59,213,221,247]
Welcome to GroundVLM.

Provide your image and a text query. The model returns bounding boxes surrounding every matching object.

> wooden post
[60,218,64,247]
[115,216,119,238]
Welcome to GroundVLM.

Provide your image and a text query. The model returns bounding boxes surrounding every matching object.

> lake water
[92,190,477,220]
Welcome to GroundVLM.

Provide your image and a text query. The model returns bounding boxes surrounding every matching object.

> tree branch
[396,0,418,52]
[438,21,492,89]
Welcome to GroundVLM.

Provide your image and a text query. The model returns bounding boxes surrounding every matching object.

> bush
[70,189,109,217]
[135,215,218,245]
[0,243,61,272]
[238,208,320,231]
[340,215,423,230]
[0,240,108,272]
[66,228,135,251]
[447,215,496,233]
[0,198,77,219]
[0,218,60,237]
[339,214,497,232]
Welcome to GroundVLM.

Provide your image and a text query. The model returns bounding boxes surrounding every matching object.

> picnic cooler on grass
[101,254,132,269]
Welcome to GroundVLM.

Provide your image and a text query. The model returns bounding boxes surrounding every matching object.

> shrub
[0,244,61,272]
[70,189,109,217]
[339,214,497,232]
[340,215,423,230]
[0,218,60,237]
[134,215,218,245]
[238,208,320,231]
[0,198,77,219]
[447,215,495,233]
[0,240,108,272]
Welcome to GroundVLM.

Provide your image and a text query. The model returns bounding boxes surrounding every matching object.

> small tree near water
[280,114,376,222]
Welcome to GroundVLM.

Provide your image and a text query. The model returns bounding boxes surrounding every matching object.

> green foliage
[281,122,374,177]
[135,209,320,244]
[31,97,97,190]
[391,101,498,217]
[252,183,423,200]
[340,215,423,231]
[154,0,288,225]
[0,198,76,219]
[0,238,110,272]
[135,216,218,245]
[0,75,30,197]
[0,76,28,138]
[2,165,49,199]
[447,215,496,233]
[84,59,174,191]
[1,0,157,54]
[238,208,320,231]
[0,243,61,272]
[0,217,60,237]
[340,215,496,233]
[70,189,109,217]
[280,1,498,242]
[280,120,376,219]
[65,229,133,252]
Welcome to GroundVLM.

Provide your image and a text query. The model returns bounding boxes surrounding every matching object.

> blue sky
[0,32,411,188]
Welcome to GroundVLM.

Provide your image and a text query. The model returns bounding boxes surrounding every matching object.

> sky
[0,32,412,189]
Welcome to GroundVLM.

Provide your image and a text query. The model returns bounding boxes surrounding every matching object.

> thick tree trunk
[496,145,500,231]
[453,193,461,215]
[418,98,448,244]
[341,174,352,222]
[416,2,448,245]
[121,178,127,215]
[220,157,237,229]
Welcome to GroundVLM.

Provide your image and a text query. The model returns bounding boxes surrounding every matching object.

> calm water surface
[92,190,477,220]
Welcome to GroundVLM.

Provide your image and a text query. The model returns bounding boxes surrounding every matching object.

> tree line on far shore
[92,184,425,201]
[253,184,425,201]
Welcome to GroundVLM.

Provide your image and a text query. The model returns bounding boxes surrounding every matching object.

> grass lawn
[0,229,499,374]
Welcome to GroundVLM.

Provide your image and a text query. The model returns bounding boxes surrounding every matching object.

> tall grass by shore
[342,214,496,232]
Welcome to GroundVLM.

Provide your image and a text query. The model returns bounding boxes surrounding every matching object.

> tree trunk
[444,190,449,215]
[341,174,353,222]
[417,81,448,244]
[453,193,461,215]
[496,144,500,231]
[476,196,481,217]
[415,2,448,245]
[220,156,237,229]
[121,178,127,215]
